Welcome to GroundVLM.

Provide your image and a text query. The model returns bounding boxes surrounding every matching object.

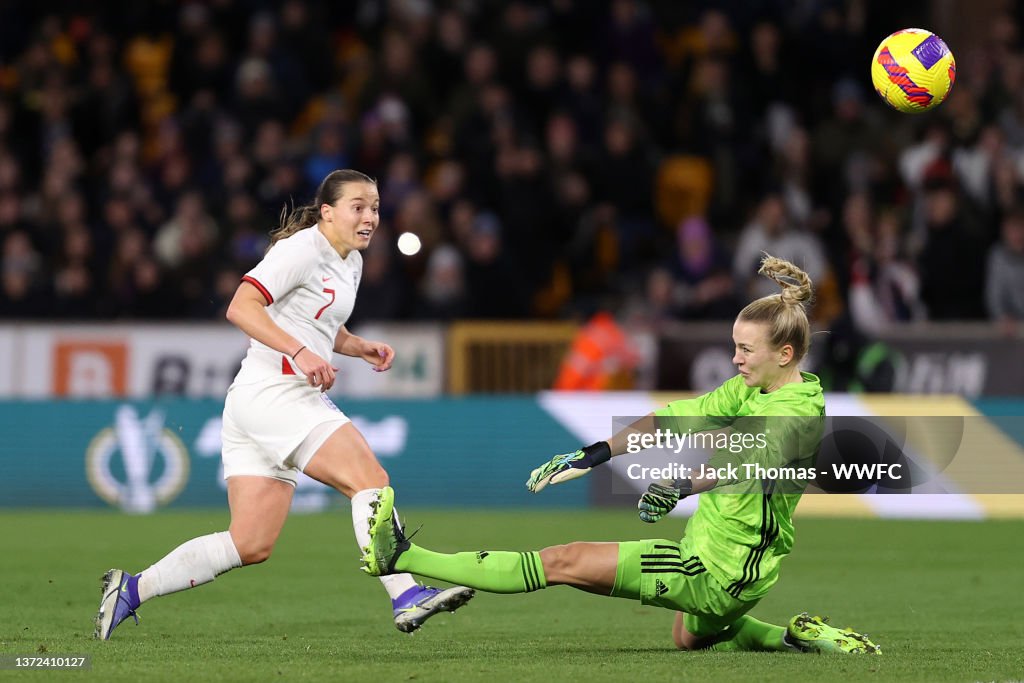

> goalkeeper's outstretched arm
[608,413,657,458]
[528,413,720,493]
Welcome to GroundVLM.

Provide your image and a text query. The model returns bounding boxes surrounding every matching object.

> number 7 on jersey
[315,287,335,320]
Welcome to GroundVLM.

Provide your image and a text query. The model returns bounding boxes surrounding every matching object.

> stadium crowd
[0,0,1022,334]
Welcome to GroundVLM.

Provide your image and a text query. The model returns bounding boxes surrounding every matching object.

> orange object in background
[554,312,640,390]
[53,340,129,397]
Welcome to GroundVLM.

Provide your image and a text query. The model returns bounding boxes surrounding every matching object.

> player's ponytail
[268,169,376,247]
[737,253,814,363]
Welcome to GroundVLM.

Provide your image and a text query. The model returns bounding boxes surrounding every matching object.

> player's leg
[301,422,474,632]
[540,542,618,593]
[610,539,796,652]
[364,522,620,596]
[94,475,284,640]
[226,475,294,564]
[137,475,286,595]
[674,611,796,652]
[673,604,881,653]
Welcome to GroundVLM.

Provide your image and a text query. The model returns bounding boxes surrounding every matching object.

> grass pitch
[1,509,1021,682]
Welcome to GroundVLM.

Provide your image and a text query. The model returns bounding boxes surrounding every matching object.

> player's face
[732,319,792,390]
[323,182,380,253]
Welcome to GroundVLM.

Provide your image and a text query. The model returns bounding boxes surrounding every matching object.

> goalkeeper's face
[732,320,793,390]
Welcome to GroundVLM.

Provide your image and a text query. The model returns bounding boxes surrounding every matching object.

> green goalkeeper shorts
[611,537,758,638]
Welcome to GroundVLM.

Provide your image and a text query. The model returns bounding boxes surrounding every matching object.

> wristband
[291,345,306,360]
[671,478,694,496]
[581,441,612,466]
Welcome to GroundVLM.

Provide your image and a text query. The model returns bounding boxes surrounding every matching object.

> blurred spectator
[665,216,736,319]
[520,44,562,136]
[233,57,288,138]
[553,310,640,390]
[463,211,527,319]
[0,230,46,317]
[223,192,268,266]
[153,191,218,269]
[279,0,333,93]
[733,192,827,301]
[416,243,467,321]
[917,181,986,320]
[985,209,1024,335]
[559,55,603,149]
[348,232,408,325]
[592,115,656,269]
[811,77,887,204]
[848,208,924,334]
[604,0,661,85]
[621,267,678,331]
[304,123,351,192]
[52,224,99,318]
[424,9,470,106]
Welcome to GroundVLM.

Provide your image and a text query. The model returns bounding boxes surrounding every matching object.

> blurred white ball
[397,232,422,256]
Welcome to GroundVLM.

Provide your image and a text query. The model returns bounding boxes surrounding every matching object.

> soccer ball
[871,28,956,113]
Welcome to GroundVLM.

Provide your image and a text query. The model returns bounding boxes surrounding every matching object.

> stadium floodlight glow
[397,232,422,256]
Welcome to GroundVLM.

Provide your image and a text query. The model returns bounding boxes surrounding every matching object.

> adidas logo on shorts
[655,579,669,597]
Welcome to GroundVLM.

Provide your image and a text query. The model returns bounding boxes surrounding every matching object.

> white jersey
[233,225,362,385]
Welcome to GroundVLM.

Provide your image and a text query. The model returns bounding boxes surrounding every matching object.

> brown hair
[737,253,814,363]
[268,169,376,246]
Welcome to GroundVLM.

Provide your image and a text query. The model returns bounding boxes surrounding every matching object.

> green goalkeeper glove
[638,478,693,522]
[526,441,611,493]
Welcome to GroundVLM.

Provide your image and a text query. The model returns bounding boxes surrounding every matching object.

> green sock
[704,615,791,652]
[394,545,547,594]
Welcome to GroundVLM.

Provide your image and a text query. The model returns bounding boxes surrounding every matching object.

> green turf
[0,509,1021,682]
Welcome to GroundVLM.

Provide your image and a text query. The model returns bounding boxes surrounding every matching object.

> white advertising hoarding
[1,323,444,399]
[333,323,446,398]
[0,326,14,395]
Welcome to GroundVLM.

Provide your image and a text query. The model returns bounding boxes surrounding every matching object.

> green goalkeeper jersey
[654,372,825,601]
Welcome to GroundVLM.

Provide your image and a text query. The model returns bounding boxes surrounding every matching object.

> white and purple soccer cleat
[94,569,141,640]
[391,584,475,633]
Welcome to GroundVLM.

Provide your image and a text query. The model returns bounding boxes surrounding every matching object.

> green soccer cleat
[786,612,881,655]
[360,486,408,577]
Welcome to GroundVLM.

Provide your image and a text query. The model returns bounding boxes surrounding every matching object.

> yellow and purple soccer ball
[871,28,956,114]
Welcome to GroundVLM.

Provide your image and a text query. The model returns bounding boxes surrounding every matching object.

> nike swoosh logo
[120,583,129,593]
[322,276,332,282]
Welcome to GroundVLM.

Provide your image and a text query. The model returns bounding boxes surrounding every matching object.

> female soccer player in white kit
[95,169,474,639]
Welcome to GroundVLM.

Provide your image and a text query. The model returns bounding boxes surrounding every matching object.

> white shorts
[221,377,351,486]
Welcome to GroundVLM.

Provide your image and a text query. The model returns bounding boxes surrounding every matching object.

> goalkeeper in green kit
[361,255,880,654]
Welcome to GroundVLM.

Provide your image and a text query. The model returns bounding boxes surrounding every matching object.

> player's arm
[226,281,335,390]
[525,423,722,496]
[524,413,655,493]
[636,472,721,523]
[333,325,395,372]
[527,377,747,493]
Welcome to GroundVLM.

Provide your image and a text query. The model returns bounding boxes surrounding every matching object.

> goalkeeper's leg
[675,611,881,653]
[378,541,620,595]
[675,612,798,652]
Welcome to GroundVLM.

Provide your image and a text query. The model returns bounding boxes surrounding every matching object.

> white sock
[137,531,242,603]
[351,488,419,600]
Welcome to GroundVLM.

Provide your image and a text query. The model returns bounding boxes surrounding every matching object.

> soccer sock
[394,545,547,594]
[136,531,242,603]
[350,488,418,600]
[704,615,792,652]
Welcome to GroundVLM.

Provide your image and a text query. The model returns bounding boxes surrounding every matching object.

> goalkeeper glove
[526,441,611,493]
[638,478,693,523]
